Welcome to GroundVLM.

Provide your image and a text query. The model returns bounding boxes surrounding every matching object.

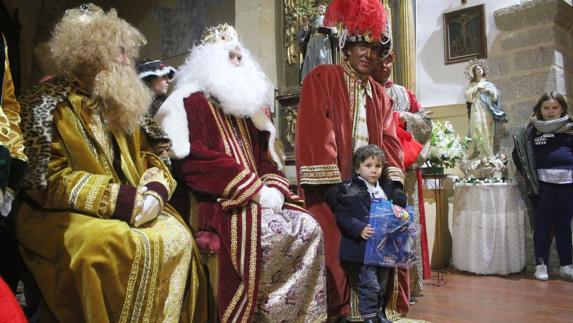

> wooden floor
[406,270,573,323]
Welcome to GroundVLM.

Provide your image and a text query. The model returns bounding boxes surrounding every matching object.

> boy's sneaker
[534,264,548,281]
[559,265,573,280]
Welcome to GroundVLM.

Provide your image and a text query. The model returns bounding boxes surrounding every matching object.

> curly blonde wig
[48,4,146,80]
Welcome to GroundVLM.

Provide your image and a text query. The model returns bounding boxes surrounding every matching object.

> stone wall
[491,0,573,130]
[489,0,573,273]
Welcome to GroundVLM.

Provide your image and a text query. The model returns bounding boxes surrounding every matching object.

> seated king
[15,4,206,322]
[154,24,327,322]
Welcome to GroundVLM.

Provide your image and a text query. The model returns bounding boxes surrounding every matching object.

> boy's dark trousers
[351,263,390,319]
[534,182,573,266]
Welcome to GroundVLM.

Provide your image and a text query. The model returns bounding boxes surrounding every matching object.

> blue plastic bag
[363,199,420,268]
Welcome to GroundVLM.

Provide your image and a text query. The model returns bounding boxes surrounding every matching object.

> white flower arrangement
[426,121,470,169]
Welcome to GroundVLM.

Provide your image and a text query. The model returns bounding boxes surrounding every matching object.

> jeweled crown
[201,23,239,45]
[464,58,489,80]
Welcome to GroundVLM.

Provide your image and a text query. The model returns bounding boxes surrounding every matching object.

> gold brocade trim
[223,169,249,198]
[225,114,251,172]
[139,167,172,196]
[88,107,114,162]
[236,119,257,172]
[344,264,363,322]
[69,174,91,208]
[299,164,342,185]
[210,100,259,175]
[54,175,70,202]
[100,183,120,216]
[240,208,247,276]
[208,101,232,156]
[385,269,402,321]
[69,106,98,158]
[131,229,153,323]
[223,112,247,167]
[223,283,245,323]
[142,228,161,322]
[264,179,289,191]
[119,230,143,323]
[260,173,289,185]
[241,205,258,323]
[130,188,145,224]
[220,179,262,209]
[85,175,106,210]
[384,166,405,183]
[231,211,238,271]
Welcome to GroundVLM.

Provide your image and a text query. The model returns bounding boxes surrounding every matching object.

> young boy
[326,144,394,323]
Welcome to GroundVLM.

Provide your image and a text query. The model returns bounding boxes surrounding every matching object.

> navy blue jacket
[325,175,393,263]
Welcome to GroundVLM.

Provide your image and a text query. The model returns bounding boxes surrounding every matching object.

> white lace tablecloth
[452,183,526,274]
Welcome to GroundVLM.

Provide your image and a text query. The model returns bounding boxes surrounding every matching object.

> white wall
[416,0,521,108]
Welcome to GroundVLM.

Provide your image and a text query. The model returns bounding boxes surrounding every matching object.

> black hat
[137,59,176,80]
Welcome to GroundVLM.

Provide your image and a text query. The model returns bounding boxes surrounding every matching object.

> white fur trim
[154,83,202,159]
[251,110,283,171]
[138,66,176,79]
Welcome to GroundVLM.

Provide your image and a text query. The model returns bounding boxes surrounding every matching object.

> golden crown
[201,23,239,45]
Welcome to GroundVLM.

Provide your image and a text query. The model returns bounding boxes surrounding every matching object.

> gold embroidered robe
[0,33,27,197]
[15,83,207,323]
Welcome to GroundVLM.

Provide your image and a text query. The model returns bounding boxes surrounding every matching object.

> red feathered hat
[324,0,391,52]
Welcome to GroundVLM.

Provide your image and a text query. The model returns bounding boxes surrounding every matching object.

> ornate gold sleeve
[1,39,27,162]
[44,137,114,217]
[218,169,263,211]
[260,173,302,204]
[98,183,120,216]
[384,166,405,184]
[403,111,432,145]
[46,169,114,217]
[140,151,176,199]
[299,164,342,185]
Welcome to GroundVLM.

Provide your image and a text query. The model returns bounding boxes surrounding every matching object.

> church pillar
[395,0,416,92]
[235,0,278,85]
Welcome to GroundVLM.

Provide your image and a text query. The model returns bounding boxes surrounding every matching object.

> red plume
[324,0,387,41]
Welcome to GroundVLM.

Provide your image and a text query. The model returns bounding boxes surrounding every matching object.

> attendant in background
[137,59,176,117]
[513,91,573,281]
[136,59,176,165]
[372,52,432,317]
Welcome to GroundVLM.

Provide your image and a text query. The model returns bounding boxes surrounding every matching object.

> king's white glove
[133,194,161,227]
[259,186,284,213]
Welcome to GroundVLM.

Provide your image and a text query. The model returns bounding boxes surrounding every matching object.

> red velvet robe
[172,92,303,322]
[296,64,404,318]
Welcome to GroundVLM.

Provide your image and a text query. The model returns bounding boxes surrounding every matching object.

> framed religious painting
[443,4,487,65]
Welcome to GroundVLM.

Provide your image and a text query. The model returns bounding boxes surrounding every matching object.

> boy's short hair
[352,144,385,171]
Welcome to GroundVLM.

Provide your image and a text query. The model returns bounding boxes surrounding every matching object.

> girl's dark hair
[352,144,385,171]
[532,91,568,119]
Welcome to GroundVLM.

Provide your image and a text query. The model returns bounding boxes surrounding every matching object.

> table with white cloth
[452,182,526,274]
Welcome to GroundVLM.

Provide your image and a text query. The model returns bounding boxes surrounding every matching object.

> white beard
[175,41,274,117]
